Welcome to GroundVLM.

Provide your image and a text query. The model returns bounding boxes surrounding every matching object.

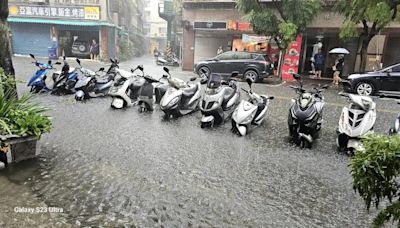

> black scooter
[51,56,79,95]
[288,74,328,148]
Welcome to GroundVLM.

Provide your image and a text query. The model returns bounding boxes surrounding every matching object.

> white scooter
[109,66,142,109]
[199,72,240,128]
[389,101,400,135]
[337,93,377,153]
[160,67,201,118]
[232,78,274,136]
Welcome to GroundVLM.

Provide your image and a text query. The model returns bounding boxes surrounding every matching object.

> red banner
[237,22,251,31]
[281,35,302,81]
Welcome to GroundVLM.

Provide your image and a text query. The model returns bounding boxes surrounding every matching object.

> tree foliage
[351,134,400,227]
[335,0,400,71]
[236,0,321,50]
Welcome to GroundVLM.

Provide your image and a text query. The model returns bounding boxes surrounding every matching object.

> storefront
[7,4,117,60]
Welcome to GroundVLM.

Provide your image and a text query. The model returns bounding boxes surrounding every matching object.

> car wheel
[198,66,210,78]
[244,70,259,83]
[356,82,375,96]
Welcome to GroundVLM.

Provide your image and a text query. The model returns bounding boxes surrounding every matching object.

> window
[391,65,400,72]
[235,52,251,60]
[217,52,234,60]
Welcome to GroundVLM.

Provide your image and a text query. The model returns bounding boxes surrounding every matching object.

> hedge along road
[0,55,398,227]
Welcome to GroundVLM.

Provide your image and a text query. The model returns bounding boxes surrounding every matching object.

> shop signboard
[281,35,303,81]
[193,21,227,30]
[8,5,100,20]
[237,22,251,31]
[242,34,268,43]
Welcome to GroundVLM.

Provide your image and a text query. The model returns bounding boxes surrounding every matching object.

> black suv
[71,39,90,57]
[194,51,274,82]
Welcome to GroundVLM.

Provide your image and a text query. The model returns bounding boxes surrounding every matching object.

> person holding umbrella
[329,48,349,85]
[332,54,344,85]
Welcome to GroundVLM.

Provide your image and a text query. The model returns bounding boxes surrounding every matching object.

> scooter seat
[182,84,198,97]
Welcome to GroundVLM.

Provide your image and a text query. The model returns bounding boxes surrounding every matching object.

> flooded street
[1,56,397,227]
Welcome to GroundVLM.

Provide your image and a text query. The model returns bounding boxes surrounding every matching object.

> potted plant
[0,68,52,165]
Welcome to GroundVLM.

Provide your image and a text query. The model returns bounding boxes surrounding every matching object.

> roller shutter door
[10,23,50,57]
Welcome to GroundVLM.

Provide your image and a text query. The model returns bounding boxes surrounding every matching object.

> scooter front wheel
[300,139,312,149]
[201,122,211,128]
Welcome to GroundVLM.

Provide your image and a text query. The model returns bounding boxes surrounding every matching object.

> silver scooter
[160,67,201,118]
[109,66,142,109]
[199,72,240,128]
[389,101,400,135]
[74,59,114,101]
[232,78,274,136]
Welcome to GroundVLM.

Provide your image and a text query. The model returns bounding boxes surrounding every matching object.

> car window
[391,65,400,72]
[236,52,251,60]
[216,52,234,60]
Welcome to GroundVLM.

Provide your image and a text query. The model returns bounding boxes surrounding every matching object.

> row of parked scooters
[27,54,400,153]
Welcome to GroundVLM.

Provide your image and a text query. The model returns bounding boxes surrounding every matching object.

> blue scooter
[51,56,79,95]
[27,54,60,93]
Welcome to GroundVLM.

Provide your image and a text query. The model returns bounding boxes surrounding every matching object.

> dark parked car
[194,51,274,82]
[342,63,400,96]
[71,39,90,57]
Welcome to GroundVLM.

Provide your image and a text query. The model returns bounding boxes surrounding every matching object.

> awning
[7,17,116,27]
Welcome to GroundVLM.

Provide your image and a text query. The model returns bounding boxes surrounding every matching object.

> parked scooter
[27,54,61,93]
[389,101,400,135]
[232,78,274,136]
[137,75,160,112]
[105,58,119,80]
[156,53,179,67]
[51,56,79,95]
[337,93,377,153]
[199,72,240,128]
[288,74,327,148]
[109,66,142,109]
[74,59,115,101]
[160,67,201,118]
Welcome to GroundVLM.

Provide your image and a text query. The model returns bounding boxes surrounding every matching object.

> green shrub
[351,134,400,227]
[0,68,52,138]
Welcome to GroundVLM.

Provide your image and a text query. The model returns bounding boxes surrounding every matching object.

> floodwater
[0,56,396,227]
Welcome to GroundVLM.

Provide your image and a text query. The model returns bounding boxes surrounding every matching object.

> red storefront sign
[237,22,251,31]
[281,35,303,81]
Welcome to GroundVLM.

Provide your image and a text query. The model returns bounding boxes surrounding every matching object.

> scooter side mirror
[138,65,144,72]
[189,76,197,81]
[246,78,252,88]
[162,74,169,78]
[48,60,52,65]
[163,67,170,74]
[29,54,35,59]
[55,62,62,65]
[110,58,115,63]
[76,58,81,65]
[98,67,105,72]
[269,96,274,100]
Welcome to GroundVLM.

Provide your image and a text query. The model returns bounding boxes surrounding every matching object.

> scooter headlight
[169,97,179,106]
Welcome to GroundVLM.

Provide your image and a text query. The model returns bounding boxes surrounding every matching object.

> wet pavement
[0,55,399,227]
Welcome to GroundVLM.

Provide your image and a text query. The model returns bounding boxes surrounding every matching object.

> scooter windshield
[207,73,221,89]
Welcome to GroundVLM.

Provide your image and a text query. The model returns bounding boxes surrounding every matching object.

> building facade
[181,0,400,78]
[144,0,167,54]
[7,0,145,60]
